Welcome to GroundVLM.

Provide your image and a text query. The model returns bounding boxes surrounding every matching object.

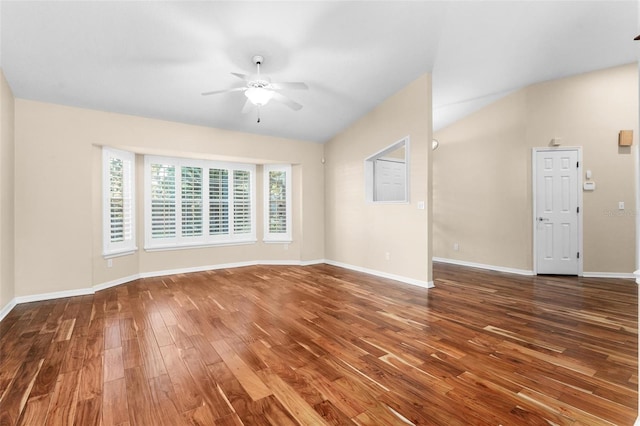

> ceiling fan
[202,55,308,123]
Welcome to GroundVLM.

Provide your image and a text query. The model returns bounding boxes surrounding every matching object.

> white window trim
[263,164,292,243]
[102,147,137,258]
[144,155,256,251]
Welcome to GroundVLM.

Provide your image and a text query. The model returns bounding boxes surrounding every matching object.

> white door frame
[532,147,584,276]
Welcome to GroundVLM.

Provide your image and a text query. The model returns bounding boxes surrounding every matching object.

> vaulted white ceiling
[1,1,638,143]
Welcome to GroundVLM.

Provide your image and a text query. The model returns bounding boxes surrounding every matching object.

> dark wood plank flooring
[0,262,637,425]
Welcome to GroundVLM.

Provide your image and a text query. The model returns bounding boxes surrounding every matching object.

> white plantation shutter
[181,166,203,237]
[150,163,177,239]
[233,170,252,234]
[103,147,136,257]
[209,168,229,235]
[145,156,255,249]
[268,171,287,232]
[263,164,292,242]
[109,158,125,242]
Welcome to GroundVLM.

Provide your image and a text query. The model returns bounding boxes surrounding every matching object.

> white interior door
[534,149,580,275]
[374,158,406,202]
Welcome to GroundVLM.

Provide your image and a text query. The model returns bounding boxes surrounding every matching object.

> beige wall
[324,73,433,283]
[434,64,638,274]
[15,100,324,297]
[0,69,15,308]
[10,63,633,302]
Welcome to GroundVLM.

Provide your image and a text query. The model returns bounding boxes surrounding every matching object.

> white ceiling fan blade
[272,92,303,111]
[201,87,246,96]
[231,72,250,81]
[270,82,308,90]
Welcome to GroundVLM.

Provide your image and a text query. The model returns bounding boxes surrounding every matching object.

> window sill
[103,248,138,259]
[367,200,410,205]
[144,240,257,252]
[263,239,293,244]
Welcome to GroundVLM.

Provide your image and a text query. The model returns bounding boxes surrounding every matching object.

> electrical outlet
[385,252,390,261]
[619,201,625,210]
[107,259,113,268]
[453,243,459,251]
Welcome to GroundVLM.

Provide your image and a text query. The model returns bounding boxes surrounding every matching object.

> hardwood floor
[0,262,637,425]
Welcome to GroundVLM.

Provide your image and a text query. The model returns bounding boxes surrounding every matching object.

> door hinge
[577,206,579,213]
[577,252,580,259]
[577,161,579,168]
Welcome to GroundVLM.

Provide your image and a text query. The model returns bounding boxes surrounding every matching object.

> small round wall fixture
[432,139,439,150]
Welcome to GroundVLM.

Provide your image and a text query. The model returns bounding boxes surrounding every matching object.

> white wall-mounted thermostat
[583,181,596,191]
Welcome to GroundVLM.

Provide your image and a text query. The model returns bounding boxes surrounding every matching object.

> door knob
[538,217,549,222]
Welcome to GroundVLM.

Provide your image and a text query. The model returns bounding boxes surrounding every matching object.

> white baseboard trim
[138,261,257,279]
[4,258,633,322]
[434,257,636,280]
[300,259,325,266]
[0,287,97,320]
[15,287,95,304]
[93,273,142,292]
[432,257,534,276]
[137,259,325,279]
[324,259,434,289]
[0,298,17,322]
[582,272,637,279]
[0,259,330,321]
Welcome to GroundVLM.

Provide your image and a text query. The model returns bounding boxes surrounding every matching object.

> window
[144,156,256,250]
[102,147,136,257]
[263,164,292,242]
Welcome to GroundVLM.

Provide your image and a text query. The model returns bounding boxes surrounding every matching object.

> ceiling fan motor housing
[248,79,271,89]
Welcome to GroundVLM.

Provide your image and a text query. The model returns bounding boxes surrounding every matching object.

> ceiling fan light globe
[245,87,274,106]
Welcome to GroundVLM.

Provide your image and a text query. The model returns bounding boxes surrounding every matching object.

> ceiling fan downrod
[253,55,264,76]
[253,56,265,124]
